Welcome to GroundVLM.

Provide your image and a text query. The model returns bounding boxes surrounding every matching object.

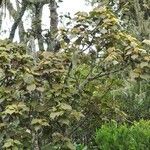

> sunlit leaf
[142,39,150,45]
[0,68,5,79]
[23,73,35,84]
[59,103,72,111]
[50,111,64,120]
[65,141,76,150]
[26,84,36,92]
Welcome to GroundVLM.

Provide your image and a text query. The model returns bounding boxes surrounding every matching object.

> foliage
[0,4,149,149]
[111,80,150,121]
[85,0,150,123]
[95,120,150,150]
[86,0,150,40]
[0,40,80,149]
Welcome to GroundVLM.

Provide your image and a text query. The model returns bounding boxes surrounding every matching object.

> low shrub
[95,120,150,150]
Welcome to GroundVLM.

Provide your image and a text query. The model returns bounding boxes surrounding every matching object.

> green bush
[95,120,150,150]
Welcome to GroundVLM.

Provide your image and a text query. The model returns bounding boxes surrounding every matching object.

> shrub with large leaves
[0,40,83,149]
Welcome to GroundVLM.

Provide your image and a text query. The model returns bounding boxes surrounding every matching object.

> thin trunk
[27,35,36,54]
[0,7,2,29]
[6,0,26,42]
[32,3,44,51]
[32,131,41,150]
[50,0,58,33]
[9,0,27,41]
[47,0,58,51]
[16,0,25,42]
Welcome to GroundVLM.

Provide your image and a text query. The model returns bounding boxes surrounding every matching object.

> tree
[86,0,150,122]
[0,0,60,52]
[86,0,150,40]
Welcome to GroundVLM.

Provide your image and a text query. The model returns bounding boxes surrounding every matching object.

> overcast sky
[58,0,91,14]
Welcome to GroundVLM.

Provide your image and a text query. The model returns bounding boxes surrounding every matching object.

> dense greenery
[95,120,150,150]
[0,2,149,150]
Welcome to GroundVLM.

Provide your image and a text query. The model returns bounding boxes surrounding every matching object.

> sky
[0,0,92,41]
[58,0,91,14]
[42,0,91,29]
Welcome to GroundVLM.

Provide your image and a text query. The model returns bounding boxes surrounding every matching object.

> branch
[69,80,114,136]
[27,0,50,5]
[78,65,127,92]
[31,2,44,50]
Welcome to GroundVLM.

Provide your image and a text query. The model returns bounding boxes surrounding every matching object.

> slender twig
[69,80,114,136]
[78,64,127,92]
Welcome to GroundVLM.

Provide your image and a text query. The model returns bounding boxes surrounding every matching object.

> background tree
[86,0,150,40]
[0,0,60,52]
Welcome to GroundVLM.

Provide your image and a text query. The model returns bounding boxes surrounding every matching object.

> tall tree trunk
[47,0,58,51]
[50,0,58,33]
[0,6,3,29]
[32,2,44,51]
[16,0,25,42]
